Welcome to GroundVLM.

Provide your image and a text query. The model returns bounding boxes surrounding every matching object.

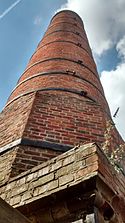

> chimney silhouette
[0,10,124,179]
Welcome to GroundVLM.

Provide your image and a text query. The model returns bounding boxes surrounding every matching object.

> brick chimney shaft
[0,10,124,179]
[7,10,109,114]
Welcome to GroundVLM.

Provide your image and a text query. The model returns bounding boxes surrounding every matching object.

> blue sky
[0,0,125,139]
[0,0,65,111]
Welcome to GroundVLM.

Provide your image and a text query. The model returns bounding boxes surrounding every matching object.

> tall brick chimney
[0,10,124,182]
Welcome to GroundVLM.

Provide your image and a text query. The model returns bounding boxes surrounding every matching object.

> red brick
[0,9,124,179]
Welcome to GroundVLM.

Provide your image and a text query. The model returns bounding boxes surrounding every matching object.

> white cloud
[34,16,42,26]
[101,36,125,139]
[58,0,125,55]
[101,62,125,139]
[116,35,125,60]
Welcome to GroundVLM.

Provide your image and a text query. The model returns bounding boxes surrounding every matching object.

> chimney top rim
[51,10,83,24]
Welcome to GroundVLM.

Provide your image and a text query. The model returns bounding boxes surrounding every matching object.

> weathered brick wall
[0,93,35,148]
[11,145,61,177]
[23,91,106,146]
[0,143,125,222]
[23,91,124,150]
[97,148,125,223]
[0,149,17,186]
[0,90,123,180]
[0,87,123,180]
[0,143,98,207]
[0,144,62,183]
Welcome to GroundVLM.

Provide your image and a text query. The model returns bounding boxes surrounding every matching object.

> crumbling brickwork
[0,143,125,222]
[0,143,98,207]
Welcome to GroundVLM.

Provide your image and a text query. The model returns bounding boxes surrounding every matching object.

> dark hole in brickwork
[102,202,114,221]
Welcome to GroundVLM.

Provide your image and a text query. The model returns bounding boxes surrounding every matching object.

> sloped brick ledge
[0,143,125,222]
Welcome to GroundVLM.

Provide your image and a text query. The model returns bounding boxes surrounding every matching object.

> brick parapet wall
[0,143,125,222]
[0,143,98,207]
